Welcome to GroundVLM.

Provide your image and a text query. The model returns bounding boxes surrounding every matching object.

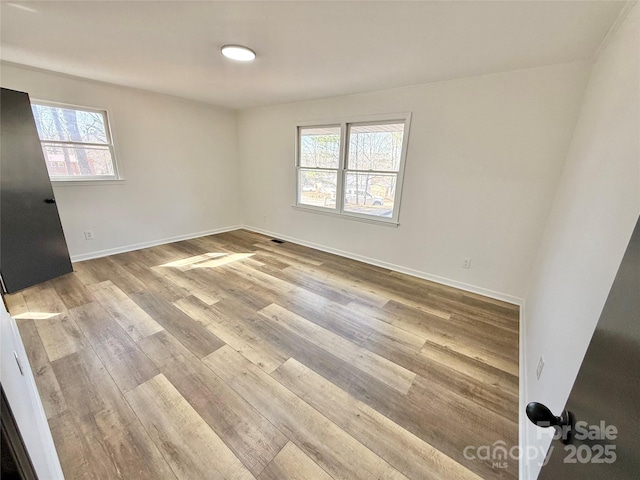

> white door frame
[1,300,64,479]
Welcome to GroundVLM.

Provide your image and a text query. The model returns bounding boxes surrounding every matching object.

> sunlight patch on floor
[160,253,227,268]
[12,312,60,320]
[159,252,256,269]
[192,253,255,269]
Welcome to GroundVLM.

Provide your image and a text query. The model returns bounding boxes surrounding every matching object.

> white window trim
[31,99,122,182]
[51,179,126,187]
[294,112,412,226]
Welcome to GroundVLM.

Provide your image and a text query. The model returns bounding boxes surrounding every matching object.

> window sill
[51,179,125,187]
[291,205,399,227]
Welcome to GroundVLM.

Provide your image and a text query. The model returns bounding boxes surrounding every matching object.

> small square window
[31,101,119,181]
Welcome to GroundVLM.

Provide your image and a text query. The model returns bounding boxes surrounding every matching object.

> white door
[1,300,64,479]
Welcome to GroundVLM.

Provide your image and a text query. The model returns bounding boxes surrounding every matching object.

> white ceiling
[0,1,627,110]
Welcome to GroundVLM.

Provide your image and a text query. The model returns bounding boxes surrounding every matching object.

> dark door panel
[1,88,72,293]
[537,217,640,478]
[1,385,38,480]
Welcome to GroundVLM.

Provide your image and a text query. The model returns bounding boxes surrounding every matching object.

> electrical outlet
[462,257,471,269]
[536,356,545,380]
[84,230,95,240]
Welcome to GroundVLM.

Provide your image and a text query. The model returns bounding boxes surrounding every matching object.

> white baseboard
[71,223,523,306]
[243,225,523,306]
[69,225,243,262]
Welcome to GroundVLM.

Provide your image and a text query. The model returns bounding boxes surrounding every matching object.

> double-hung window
[31,101,119,181]
[298,125,341,209]
[296,113,410,224]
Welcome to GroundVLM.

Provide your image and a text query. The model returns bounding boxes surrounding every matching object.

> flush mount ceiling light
[221,45,256,62]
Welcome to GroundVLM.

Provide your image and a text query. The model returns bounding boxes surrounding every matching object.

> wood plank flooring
[5,229,519,479]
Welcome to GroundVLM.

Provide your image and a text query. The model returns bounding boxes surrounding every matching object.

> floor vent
[271,239,285,244]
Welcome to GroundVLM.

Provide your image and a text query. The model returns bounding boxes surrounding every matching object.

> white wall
[237,63,589,301]
[523,4,639,479]
[0,61,595,301]
[1,62,242,260]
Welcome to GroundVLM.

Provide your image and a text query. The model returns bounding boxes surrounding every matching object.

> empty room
[0,1,638,480]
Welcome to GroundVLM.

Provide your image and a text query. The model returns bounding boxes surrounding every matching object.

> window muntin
[296,115,409,224]
[31,102,119,181]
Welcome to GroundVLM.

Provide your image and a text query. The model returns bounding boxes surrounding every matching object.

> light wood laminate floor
[5,229,519,479]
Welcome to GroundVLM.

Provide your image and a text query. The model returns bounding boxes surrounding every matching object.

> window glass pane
[299,126,340,169]
[347,122,404,171]
[42,144,115,178]
[298,169,337,208]
[344,172,397,218]
[31,104,109,144]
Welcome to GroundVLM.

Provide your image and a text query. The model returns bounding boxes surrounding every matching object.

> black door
[1,385,37,480]
[537,216,640,478]
[0,88,72,293]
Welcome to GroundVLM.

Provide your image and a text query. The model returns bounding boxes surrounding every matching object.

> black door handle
[44,198,56,204]
[526,402,575,444]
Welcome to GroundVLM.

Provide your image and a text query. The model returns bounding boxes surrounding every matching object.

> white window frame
[31,99,121,183]
[294,112,411,226]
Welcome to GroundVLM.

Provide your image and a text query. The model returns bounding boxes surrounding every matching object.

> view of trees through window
[31,103,116,179]
[298,126,340,208]
[297,121,406,220]
[345,123,404,217]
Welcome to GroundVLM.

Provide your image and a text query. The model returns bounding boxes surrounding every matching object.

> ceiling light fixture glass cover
[221,45,256,62]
